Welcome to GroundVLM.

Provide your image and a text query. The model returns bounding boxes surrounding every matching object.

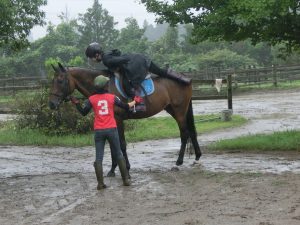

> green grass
[209,130,300,152]
[0,95,14,104]
[233,80,300,93]
[0,90,40,103]
[125,114,246,142]
[0,126,94,146]
[0,114,247,147]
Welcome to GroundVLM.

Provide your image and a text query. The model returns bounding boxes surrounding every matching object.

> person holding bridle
[70,75,141,189]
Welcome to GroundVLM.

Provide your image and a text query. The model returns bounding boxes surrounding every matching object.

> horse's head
[48,62,75,110]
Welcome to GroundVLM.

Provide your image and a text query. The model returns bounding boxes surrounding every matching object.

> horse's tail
[186,99,197,137]
[186,99,202,160]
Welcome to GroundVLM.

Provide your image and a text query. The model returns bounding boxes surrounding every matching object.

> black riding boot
[149,62,191,84]
[166,68,191,84]
[93,161,107,190]
[117,158,131,186]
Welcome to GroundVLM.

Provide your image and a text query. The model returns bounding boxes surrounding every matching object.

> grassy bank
[0,114,246,147]
[209,130,300,152]
[233,80,300,94]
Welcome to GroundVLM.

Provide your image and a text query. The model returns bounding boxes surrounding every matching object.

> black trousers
[149,62,168,77]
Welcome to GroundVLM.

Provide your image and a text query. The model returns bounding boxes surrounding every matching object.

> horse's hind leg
[166,106,189,166]
[177,126,189,166]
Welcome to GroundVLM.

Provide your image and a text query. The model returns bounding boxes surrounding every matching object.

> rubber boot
[167,68,191,84]
[117,158,131,186]
[93,161,107,190]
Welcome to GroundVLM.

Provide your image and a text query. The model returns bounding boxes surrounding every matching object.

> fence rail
[2,64,300,113]
[0,74,233,112]
[185,64,300,87]
[192,75,232,110]
[0,76,48,93]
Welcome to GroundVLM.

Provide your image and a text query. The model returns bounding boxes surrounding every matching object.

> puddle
[1,141,299,180]
[1,90,300,178]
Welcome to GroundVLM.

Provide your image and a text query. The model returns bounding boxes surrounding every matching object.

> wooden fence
[192,75,232,110]
[0,76,48,94]
[0,75,233,110]
[2,64,300,113]
[185,64,300,87]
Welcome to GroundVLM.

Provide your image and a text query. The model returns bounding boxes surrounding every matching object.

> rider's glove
[134,96,143,104]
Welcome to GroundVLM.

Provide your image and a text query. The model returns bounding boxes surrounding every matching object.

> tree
[162,26,179,54]
[33,18,81,61]
[142,0,300,54]
[0,0,47,50]
[116,17,149,53]
[78,0,119,50]
[196,49,257,70]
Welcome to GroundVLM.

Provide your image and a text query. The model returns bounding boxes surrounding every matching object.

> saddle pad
[115,77,155,98]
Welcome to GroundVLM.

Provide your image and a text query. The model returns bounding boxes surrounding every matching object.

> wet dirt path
[1,89,300,225]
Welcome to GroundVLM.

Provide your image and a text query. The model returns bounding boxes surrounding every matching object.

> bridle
[50,73,71,103]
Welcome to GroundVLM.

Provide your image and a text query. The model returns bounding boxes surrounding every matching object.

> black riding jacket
[101,50,152,86]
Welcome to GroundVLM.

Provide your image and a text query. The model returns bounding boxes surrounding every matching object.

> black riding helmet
[85,42,103,58]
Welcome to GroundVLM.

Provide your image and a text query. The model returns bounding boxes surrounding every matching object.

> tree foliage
[116,17,148,53]
[1,0,297,79]
[78,0,119,50]
[0,0,47,50]
[142,0,300,54]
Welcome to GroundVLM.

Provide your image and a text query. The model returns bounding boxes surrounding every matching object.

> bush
[15,88,93,135]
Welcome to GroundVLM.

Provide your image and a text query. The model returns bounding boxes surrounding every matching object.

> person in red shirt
[70,75,140,189]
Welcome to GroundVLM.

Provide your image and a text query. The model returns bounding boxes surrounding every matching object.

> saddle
[114,73,155,112]
[114,73,155,98]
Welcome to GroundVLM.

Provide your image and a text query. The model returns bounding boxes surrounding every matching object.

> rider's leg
[149,62,191,84]
[107,128,131,186]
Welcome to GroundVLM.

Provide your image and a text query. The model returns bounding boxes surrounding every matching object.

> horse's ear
[51,64,59,73]
[58,62,66,72]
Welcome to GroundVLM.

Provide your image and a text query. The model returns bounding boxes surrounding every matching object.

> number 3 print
[98,100,108,115]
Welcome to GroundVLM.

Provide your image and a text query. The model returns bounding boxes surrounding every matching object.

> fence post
[272,65,277,87]
[12,76,16,96]
[227,74,233,110]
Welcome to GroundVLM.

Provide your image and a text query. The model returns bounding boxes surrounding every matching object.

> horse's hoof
[193,160,201,165]
[171,166,179,171]
[195,154,202,161]
[107,171,115,177]
[176,159,183,166]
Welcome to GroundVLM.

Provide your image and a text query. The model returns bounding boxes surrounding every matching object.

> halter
[50,74,71,102]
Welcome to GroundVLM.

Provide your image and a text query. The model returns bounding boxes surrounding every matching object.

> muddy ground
[1,89,300,225]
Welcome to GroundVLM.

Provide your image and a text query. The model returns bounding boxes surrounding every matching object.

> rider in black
[85,42,191,99]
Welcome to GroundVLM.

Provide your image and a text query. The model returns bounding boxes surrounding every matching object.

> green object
[93,161,107,190]
[117,158,131,186]
[94,75,109,88]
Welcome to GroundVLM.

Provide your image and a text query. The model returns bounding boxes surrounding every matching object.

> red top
[89,93,117,130]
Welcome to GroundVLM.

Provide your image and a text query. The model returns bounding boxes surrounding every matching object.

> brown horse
[48,63,201,176]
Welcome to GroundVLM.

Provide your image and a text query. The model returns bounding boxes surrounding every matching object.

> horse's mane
[67,66,102,73]
[67,66,111,79]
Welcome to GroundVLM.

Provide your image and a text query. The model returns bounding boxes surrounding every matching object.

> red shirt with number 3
[89,93,117,130]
